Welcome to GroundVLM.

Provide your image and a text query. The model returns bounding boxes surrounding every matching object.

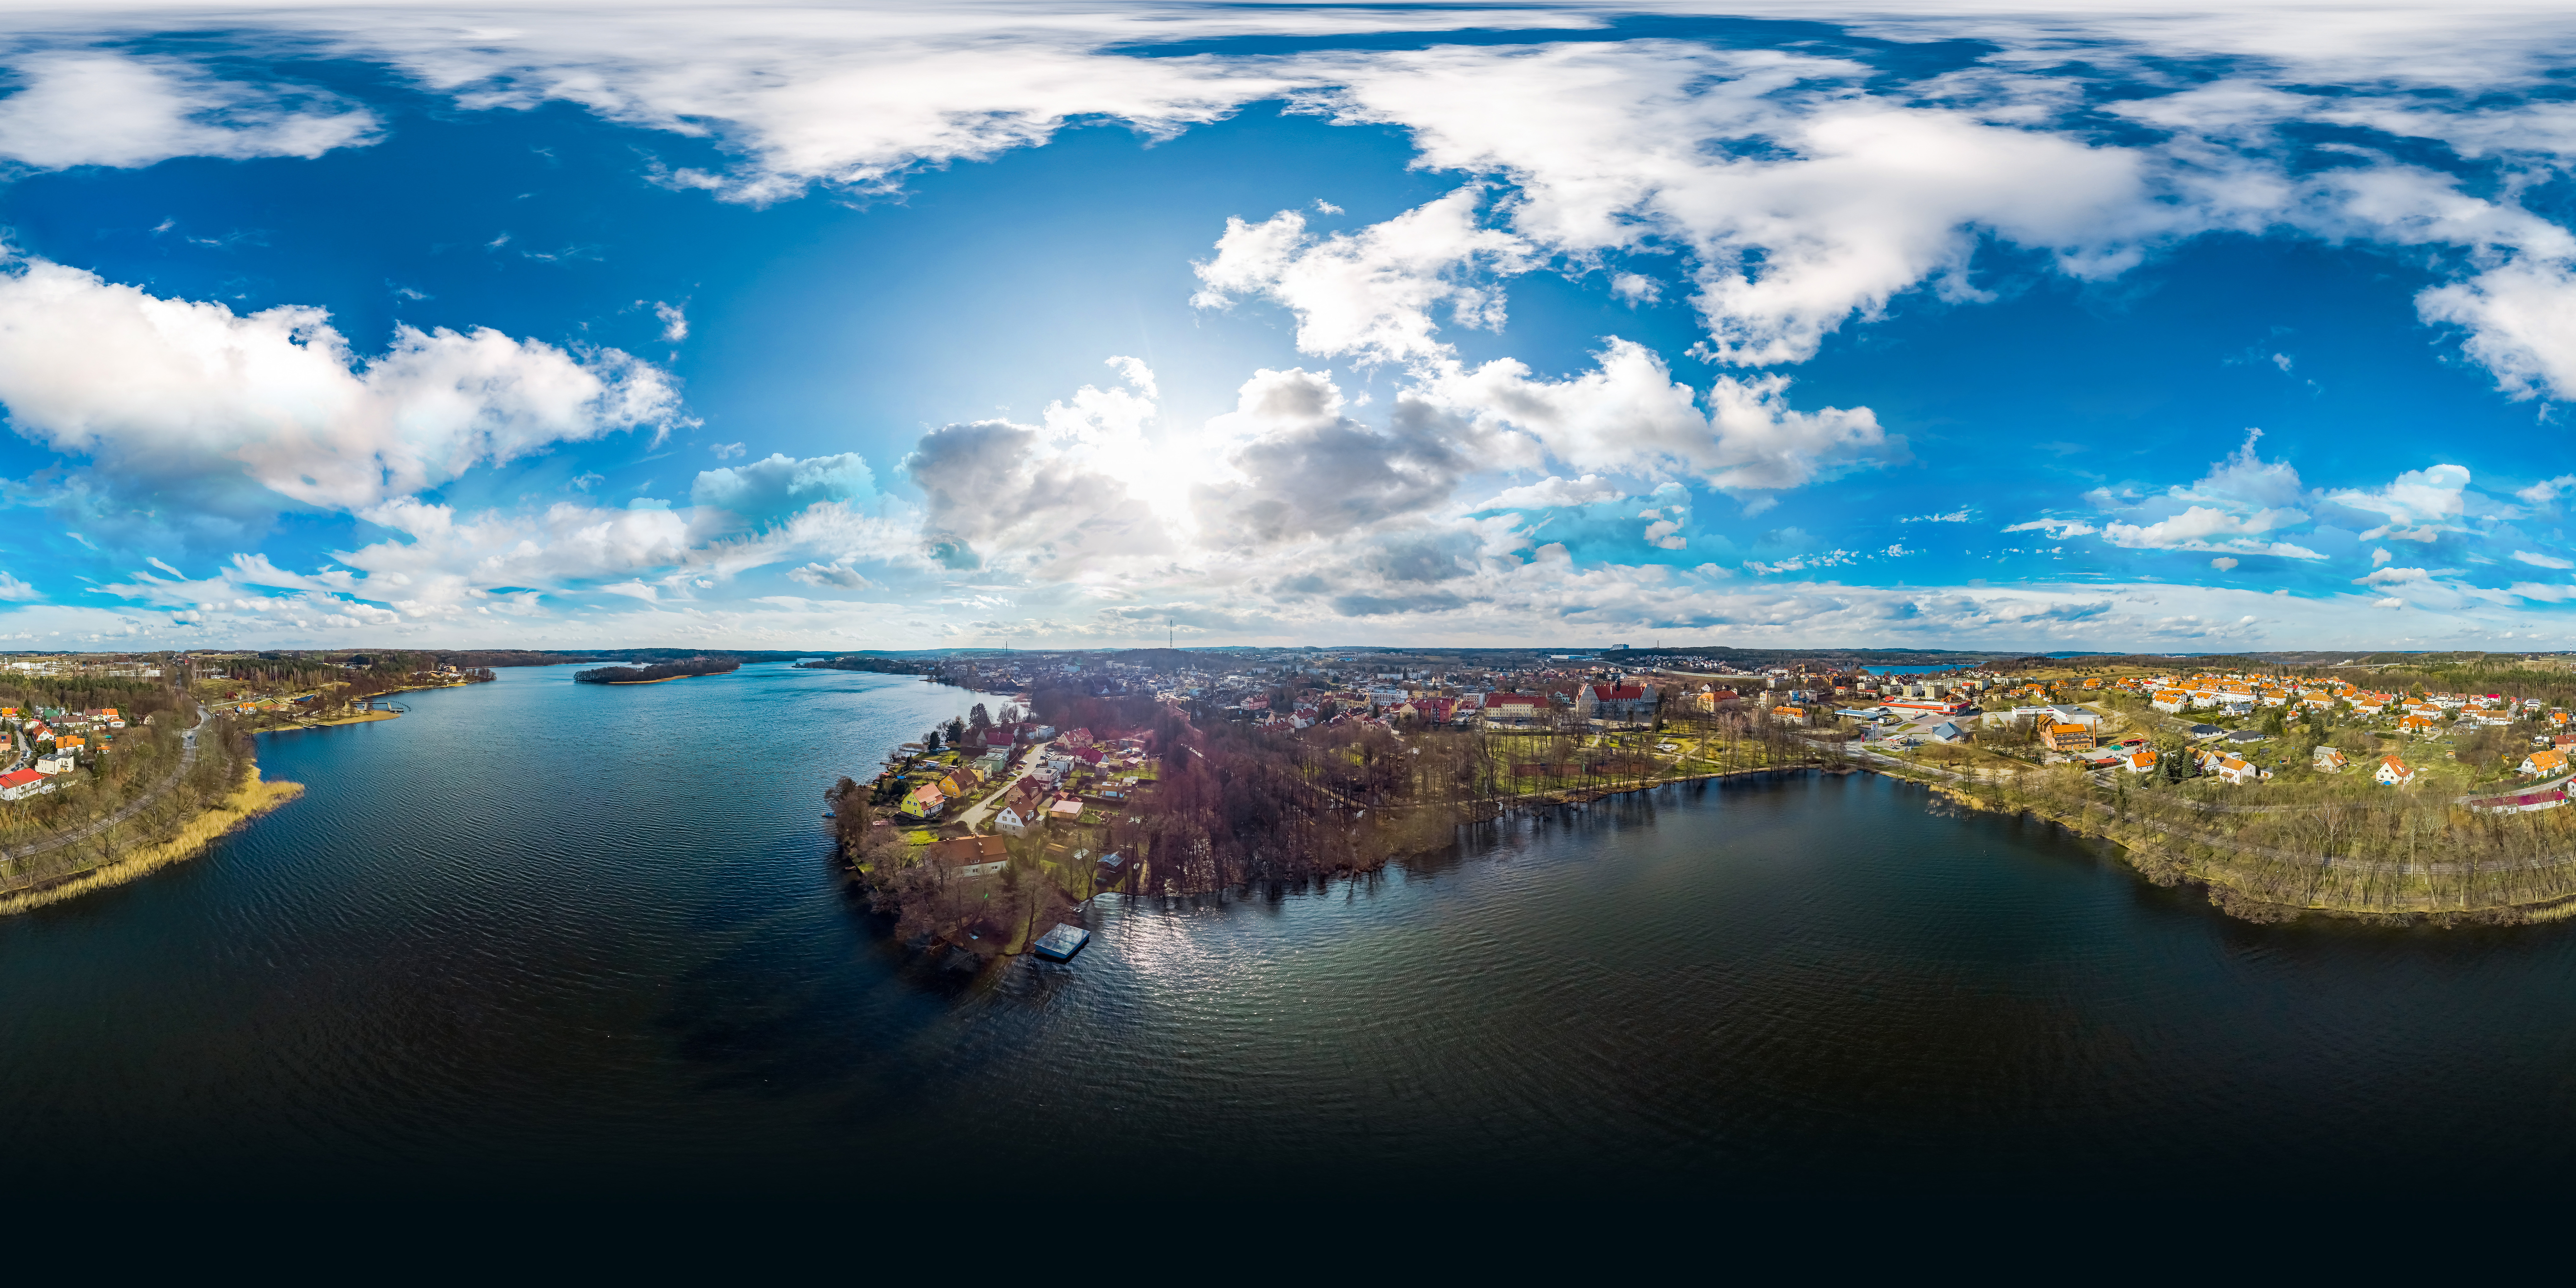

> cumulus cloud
[1193,368,1463,546]
[1192,188,1533,365]
[2356,565,2433,586]
[0,572,36,601]
[691,452,875,529]
[903,419,1167,572]
[2419,262,2576,401]
[2100,505,2323,558]
[1421,339,1897,491]
[0,249,678,514]
[1476,474,1623,511]
[2329,463,2470,539]
[0,49,378,170]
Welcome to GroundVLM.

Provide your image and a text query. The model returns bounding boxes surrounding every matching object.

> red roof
[0,768,42,789]
[1591,685,1647,700]
[1486,693,1546,707]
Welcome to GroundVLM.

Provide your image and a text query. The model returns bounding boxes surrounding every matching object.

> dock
[1031,923,1091,961]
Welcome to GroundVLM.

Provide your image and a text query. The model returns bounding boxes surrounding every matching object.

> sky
[4,2,2576,653]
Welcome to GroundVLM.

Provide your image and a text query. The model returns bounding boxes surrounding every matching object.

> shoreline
[1851,758,2576,927]
[0,765,303,916]
[257,709,402,733]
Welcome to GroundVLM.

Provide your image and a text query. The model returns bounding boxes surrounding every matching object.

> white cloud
[0,249,677,513]
[1476,474,1623,511]
[2372,547,2394,566]
[2211,556,2239,570]
[785,561,876,591]
[0,572,36,601]
[1901,507,1973,523]
[2518,475,2576,505]
[1422,340,1897,491]
[0,50,378,170]
[2419,262,2576,401]
[654,301,688,341]
[691,452,875,529]
[2356,565,2432,586]
[2330,463,2470,537]
[2513,550,2575,569]
[1192,188,1533,365]
[2004,518,2098,539]
[2100,505,2323,558]
[1315,41,2175,367]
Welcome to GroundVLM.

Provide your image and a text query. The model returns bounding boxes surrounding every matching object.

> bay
[3,662,2574,1195]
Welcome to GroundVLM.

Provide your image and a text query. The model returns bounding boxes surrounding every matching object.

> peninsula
[828,646,2576,952]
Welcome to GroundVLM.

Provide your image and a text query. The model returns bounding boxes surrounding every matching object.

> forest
[833,685,1830,957]
[573,657,741,684]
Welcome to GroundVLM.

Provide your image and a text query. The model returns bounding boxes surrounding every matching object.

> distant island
[574,658,741,685]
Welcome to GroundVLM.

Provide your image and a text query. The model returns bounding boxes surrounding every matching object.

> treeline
[1021,687,1819,897]
[0,676,182,723]
[573,657,740,684]
[799,655,939,676]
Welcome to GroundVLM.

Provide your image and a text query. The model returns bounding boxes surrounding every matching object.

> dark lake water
[7,662,2576,1196]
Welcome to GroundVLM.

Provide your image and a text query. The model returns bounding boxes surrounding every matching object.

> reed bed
[0,767,303,916]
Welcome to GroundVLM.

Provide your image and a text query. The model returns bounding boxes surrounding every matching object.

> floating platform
[1031,924,1091,962]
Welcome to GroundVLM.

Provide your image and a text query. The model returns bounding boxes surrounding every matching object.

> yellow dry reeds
[0,765,303,916]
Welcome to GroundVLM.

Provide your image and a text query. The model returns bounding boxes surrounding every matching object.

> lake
[4,662,2575,1195]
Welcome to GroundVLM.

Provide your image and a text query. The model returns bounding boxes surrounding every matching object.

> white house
[2376,756,2416,786]
[995,805,1041,837]
[0,767,50,800]
[2121,749,2159,774]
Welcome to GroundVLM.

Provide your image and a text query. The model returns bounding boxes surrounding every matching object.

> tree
[925,729,943,752]
[969,703,991,729]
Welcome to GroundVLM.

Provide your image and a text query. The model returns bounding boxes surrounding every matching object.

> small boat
[1031,924,1091,962]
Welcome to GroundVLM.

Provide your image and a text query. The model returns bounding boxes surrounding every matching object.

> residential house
[2121,749,2160,775]
[2150,690,2190,713]
[925,835,1011,880]
[899,782,946,819]
[2376,756,2416,786]
[995,805,1039,837]
[1046,796,1086,825]
[0,767,51,800]
[2313,746,2349,773]
[34,754,75,775]
[2193,750,2265,785]
[2041,723,2096,752]
[2398,713,2441,735]
[2520,748,2569,778]
[1771,705,1809,726]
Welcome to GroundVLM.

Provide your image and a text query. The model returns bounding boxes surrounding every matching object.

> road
[0,704,210,867]
[952,739,1054,834]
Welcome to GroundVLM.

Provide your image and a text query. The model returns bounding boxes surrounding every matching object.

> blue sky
[4,2,2576,652]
